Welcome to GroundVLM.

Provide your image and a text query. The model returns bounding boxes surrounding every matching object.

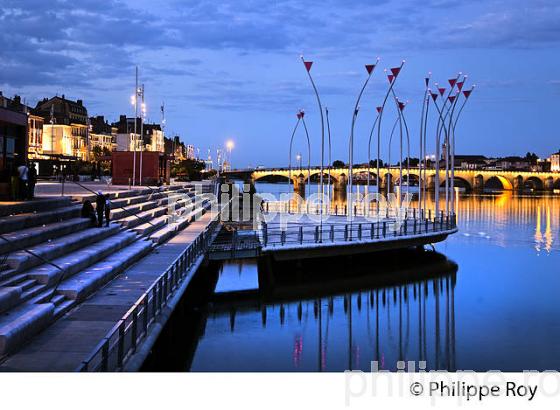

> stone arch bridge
[225,167,560,192]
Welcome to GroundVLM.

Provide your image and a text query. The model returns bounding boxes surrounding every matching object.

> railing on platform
[261,213,457,248]
[77,217,220,372]
[263,200,433,220]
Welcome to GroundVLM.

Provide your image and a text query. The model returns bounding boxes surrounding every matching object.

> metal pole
[288,115,302,193]
[301,56,324,199]
[367,112,380,189]
[325,107,332,204]
[349,61,378,219]
[133,66,138,186]
[377,61,406,201]
[450,85,475,216]
[301,117,312,189]
[139,84,144,186]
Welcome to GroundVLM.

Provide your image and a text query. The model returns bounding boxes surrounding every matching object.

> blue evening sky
[1,0,559,167]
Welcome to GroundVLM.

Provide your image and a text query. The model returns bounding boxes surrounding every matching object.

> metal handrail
[261,214,456,247]
[263,200,436,220]
[77,208,221,372]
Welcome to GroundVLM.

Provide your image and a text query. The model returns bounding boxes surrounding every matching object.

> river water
[163,182,560,372]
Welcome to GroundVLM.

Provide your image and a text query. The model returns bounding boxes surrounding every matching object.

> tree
[91,146,103,162]
[171,159,206,181]
[369,159,384,168]
[332,160,346,168]
[524,152,539,165]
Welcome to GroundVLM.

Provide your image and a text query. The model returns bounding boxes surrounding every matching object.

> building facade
[551,152,560,172]
[35,95,89,161]
[89,116,117,154]
[0,96,28,199]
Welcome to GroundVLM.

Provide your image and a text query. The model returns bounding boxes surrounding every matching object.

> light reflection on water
[188,185,560,372]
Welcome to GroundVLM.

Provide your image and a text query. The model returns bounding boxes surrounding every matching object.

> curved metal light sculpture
[301,56,325,197]
[428,90,451,218]
[288,110,311,193]
[288,112,302,190]
[348,60,379,218]
[325,107,332,201]
[376,61,405,196]
[419,73,431,214]
[366,108,382,188]
[449,84,475,215]
[300,111,312,188]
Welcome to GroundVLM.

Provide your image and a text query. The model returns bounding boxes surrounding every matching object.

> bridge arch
[524,176,544,191]
[484,175,513,191]
[350,170,378,185]
[438,176,472,191]
[309,171,339,183]
[253,173,294,184]
[553,178,560,190]
[394,174,423,188]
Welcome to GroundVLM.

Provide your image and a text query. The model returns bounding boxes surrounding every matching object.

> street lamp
[226,139,234,170]
[139,94,146,185]
[296,153,302,170]
[348,60,378,221]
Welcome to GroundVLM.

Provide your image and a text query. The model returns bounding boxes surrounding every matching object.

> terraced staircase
[0,184,213,356]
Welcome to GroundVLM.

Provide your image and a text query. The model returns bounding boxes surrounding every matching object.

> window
[6,137,15,158]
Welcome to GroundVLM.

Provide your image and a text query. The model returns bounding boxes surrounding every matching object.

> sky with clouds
[1,0,559,167]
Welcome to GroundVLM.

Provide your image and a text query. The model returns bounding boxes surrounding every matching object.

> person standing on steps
[27,163,37,200]
[17,161,29,200]
[104,195,111,227]
[95,191,105,228]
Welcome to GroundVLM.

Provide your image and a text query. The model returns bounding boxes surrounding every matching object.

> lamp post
[376,61,405,204]
[139,86,146,186]
[296,153,302,171]
[130,67,139,186]
[348,60,378,222]
[301,56,324,197]
[288,112,302,192]
[226,139,234,170]
[449,85,475,217]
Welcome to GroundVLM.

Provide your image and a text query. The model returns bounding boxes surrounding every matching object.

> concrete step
[116,194,197,230]
[0,272,29,288]
[149,204,208,245]
[0,276,46,314]
[0,218,92,256]
[108,187,193,209]
[56,240,153,302]
[0,288,21,314]
[0,205,81,235]
[3,225,120,274]
[18,279,37,291]
[116,202,177,229]
[27,230,139,287]
[109,191,167,209]
[49,294,66,306]
[132,214,169,237]
[0,303,55,355]
[53,299,75,318]
[0,197,73,218]
[78,185,192,204]
[0,277,50,314]
[109,200,159,221]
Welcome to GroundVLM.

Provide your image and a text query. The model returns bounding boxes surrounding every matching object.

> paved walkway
[34,180,213,199]
[0,211,217,372]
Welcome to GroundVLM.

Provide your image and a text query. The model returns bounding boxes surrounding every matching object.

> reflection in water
[254,182,560,254]
[146,187,560,372]
[189,250,458,372]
